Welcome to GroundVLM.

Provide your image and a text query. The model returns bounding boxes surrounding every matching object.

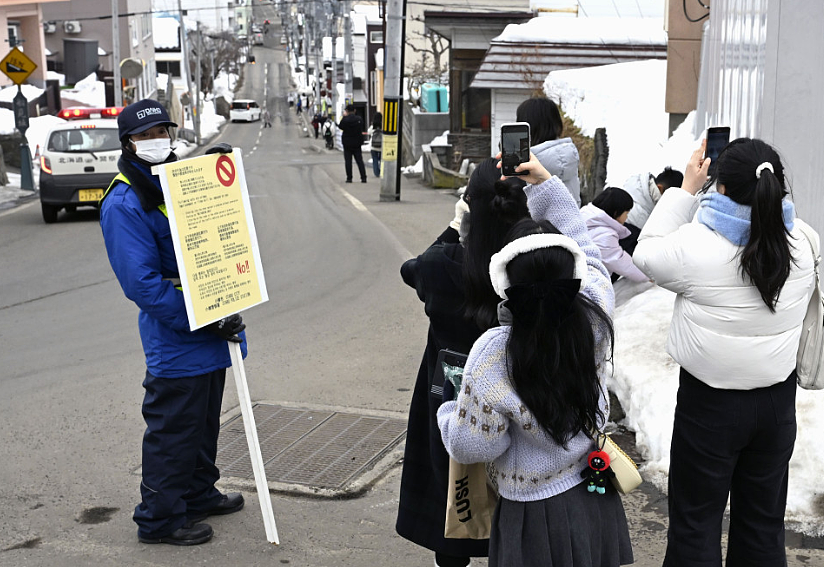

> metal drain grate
[216,404,407,490]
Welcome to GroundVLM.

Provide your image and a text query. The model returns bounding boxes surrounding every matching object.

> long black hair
[515,96,563,144]
[462,158,529,329]
[502,218,613,447]
[706,138,791,312]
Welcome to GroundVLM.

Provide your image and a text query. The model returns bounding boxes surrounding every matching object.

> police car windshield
[48,128,121,153]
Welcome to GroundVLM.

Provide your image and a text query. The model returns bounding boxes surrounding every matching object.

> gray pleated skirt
[489,481,634,567]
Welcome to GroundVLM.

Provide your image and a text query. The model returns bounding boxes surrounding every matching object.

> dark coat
[396,227,489,557]
[338,113,365,149]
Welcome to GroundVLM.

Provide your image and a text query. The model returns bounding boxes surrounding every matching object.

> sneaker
[138,521,213,546]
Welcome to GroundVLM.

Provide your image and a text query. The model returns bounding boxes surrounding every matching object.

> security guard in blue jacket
[100,99,246,546]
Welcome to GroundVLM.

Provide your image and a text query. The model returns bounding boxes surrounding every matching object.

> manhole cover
[216,404,406,491]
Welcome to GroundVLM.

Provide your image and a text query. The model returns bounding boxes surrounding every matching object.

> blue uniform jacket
[100,162,247,378]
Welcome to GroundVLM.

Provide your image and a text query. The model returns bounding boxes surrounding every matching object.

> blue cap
[118,99,178,142]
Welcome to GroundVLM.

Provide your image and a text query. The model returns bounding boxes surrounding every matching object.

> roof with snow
[153,16,180,51]
[471,17,666,89]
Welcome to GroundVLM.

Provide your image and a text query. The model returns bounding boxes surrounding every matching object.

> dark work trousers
[344,146,367,182]
[663,368,797,567]
[133,369,226,539]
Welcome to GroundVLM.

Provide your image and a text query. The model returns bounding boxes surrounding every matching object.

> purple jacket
[580,203,648,282]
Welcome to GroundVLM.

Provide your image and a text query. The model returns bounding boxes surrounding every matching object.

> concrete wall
[402,103,449,164]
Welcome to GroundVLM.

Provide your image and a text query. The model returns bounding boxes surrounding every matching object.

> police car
[39,106,123,223]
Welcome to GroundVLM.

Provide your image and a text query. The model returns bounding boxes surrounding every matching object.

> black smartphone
[705,126,730,173]
[500,122,531,176]
[430,349,468,402]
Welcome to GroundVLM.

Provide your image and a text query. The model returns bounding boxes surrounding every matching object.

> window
[157,60,181,78]
[370,31,383,44]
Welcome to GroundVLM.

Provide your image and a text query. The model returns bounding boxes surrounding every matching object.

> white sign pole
[229,342,280,545]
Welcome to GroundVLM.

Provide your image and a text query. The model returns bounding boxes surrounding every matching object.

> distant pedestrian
[437,153,632,567]
[338,104,367,183]
[296,96,302,115]
[262,109,272,128]
[369,112,383,178]
[287,92,294,108]
[322,117,336,150]
[634,138,816,567]
[311,113,322,139]
[99,99,247,547]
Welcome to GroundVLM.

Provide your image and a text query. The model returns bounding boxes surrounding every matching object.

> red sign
[216,155,236,187]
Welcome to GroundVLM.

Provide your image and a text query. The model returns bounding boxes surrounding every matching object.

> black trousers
[133,369,226,538]
[344,146,367,181]
[663,369,797,567]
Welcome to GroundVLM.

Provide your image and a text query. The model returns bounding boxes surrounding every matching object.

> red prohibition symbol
[215,154,236,187]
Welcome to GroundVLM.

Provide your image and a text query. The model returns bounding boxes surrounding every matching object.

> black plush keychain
[581,446,615,495]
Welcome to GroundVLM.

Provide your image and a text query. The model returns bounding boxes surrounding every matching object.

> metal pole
[379,0,405,201]
[177,0,194,133]
[313,3,321,115]
[331,8,338,119]
[112,0,122,106]
[194,21,202,146]
[343,0,353,105]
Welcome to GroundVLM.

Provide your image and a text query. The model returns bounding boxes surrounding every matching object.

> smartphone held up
[500,122,531,176]
[704,126,730,174]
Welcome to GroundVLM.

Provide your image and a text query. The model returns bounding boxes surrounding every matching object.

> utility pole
[330,6,338,119]
[343,0,353,106]
[177,0,194,136]
[379,0,406,201]
[111,0,122,106]
[302,5,310,102]
[313,1,321,115]
[194,21,202,145]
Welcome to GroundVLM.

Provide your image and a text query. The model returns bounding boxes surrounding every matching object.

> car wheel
[41,202,59,223]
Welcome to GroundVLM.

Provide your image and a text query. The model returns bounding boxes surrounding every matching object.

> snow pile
[495,17,666,46]
[60,72,106,107]
[0,84,44,103]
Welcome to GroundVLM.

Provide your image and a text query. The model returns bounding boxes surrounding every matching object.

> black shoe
[138,522,213,546]
[361,179,367,183]
[345,179,352,183]
[188,492,245,523]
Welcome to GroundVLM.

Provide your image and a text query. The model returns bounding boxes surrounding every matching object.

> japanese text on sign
[155,150,268,329]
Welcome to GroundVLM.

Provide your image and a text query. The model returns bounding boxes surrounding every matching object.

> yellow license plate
[78,189,104,202]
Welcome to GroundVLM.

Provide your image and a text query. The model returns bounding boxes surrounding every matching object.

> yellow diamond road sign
[1,47,37,85]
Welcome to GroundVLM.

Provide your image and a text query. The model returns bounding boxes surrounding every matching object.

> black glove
[205,142,233,155]
[204,314,245,342]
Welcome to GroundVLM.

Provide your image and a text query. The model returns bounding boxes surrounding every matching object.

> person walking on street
[322,117,336,150]
[296,96,302,115]
[338,104,367,183]
[262,108,272,128]
[99,99,247,547]
[633,138,816,567]
[370,112,383,178]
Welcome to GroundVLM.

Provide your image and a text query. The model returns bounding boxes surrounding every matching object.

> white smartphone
[500,122,531,176]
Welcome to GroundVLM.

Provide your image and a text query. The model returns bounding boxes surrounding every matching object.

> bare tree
[405,21,448,99]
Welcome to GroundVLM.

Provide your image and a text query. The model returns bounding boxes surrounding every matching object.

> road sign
[13,90,28,133]
[0,47,37,85]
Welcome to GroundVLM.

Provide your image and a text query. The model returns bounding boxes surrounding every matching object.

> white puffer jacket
[633,187,817,390]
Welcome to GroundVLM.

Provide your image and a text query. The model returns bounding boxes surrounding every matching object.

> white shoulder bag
[795,220,824,390]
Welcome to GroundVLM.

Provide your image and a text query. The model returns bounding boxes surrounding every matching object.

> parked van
[230,99,261,122]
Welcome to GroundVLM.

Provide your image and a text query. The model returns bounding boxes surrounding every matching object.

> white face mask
[132,137,172,163]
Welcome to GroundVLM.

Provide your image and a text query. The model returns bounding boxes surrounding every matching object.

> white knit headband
[489,233,588,299]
